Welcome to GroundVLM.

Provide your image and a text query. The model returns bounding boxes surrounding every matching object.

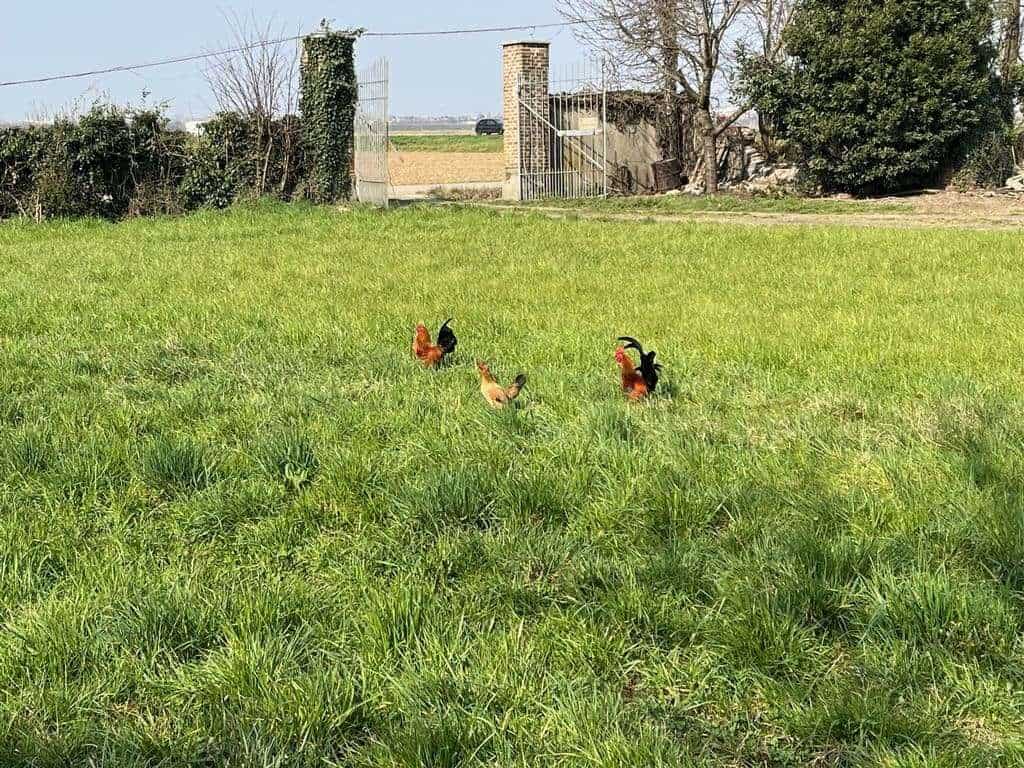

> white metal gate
[355,58,390,206]
[516,62,608,201]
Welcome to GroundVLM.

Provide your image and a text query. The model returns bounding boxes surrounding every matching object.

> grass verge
[391,134,503,153]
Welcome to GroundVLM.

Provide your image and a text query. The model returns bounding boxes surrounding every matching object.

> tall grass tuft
[143,436,222,493]
[2,426,55,476]
[258,427,320,492]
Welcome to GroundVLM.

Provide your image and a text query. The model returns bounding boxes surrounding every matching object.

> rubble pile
[1005,169,1024,192]
[679,127,802,195]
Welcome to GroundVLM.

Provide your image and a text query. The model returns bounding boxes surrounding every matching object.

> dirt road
[388,151,503,186]
[465,193,1024,231]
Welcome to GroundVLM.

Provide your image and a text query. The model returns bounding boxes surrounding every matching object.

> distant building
[0,120,52,129]
[185,119,212,136]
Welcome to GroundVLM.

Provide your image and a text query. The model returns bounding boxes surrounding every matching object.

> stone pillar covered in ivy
[300,32,358,203]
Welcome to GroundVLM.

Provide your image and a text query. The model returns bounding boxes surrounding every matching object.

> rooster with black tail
[412,318,458,368]
[615,336,662,400]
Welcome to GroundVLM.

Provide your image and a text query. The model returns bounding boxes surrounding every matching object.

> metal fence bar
[599,60,605,196]
[355,57,390,207]
[517,59,608,202]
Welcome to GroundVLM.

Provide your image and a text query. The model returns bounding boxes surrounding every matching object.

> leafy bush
[0,126,46,218]
[0,106,310,220]
[32,140,87,220]
[179,113,306,210]
[0,105,188,220]
[126,111,189,217]
[950,125,1017,189]
[741,0,1009,194]
[178,142,235,211]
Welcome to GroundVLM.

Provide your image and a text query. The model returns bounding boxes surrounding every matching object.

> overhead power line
[0,16,610,89]
[0,35,307,88]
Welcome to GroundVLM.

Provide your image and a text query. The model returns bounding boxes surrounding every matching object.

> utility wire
[0,35,308,88]
[0,16,612,89]
[363,19,592,37]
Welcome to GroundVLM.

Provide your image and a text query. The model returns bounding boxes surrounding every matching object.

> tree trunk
[759,120,773,162]
[1004,0,1021,77]
[705,135,719,194]
[1003,0,1019,82]
[698,110,719,194]
[658,89,684,165]
[655,0,684,165]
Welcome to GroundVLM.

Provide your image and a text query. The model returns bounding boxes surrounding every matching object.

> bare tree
[203,12,299,196]
[557,0,751,193]
[744,0,797,157]
[747,0,795,62]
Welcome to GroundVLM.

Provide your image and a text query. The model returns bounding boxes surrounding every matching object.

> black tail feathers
[437,318,458,355]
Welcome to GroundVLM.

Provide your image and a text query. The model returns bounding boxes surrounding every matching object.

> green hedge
[0,107,310,221]
[180,113,306,210]
[1,32,362,222]
[0,107,187,220]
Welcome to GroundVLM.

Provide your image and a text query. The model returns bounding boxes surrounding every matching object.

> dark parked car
[475,119,504,136]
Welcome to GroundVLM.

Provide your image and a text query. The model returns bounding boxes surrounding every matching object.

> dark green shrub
[201,112,259,196]
[741,0,1008,194]
[72,106,136,215]
[300,32,358,203]
[127,110,189,216]
[0,126,47,218]
[178,141,234,210]
[33,138,88,220]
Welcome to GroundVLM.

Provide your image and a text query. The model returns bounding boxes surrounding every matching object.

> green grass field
[2,202,1024,766]
[390,134,503,153]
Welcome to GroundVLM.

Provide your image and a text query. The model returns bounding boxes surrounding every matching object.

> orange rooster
[476,362,527,409]
[412,318,458,368]
[615,336,661,401]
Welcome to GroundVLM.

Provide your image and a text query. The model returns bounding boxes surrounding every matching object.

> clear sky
[1,1,587,121]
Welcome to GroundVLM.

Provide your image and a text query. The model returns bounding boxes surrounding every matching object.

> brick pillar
[502,41,550,201]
